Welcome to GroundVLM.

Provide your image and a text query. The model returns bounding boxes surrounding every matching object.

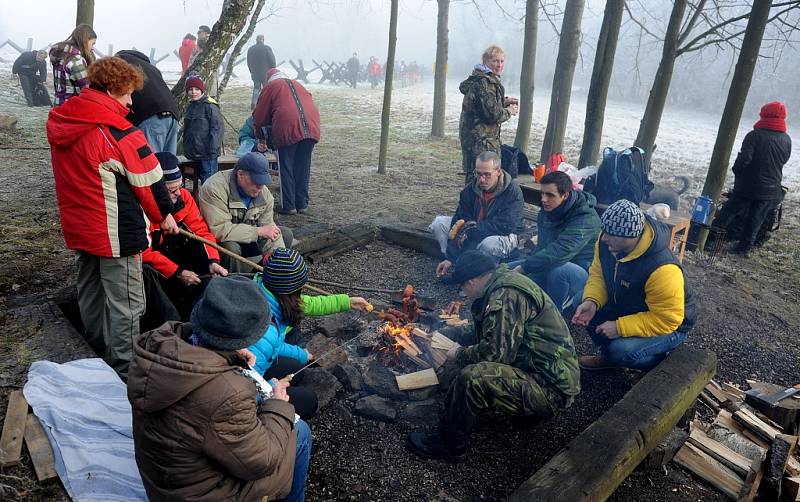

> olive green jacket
[458,69,511,157]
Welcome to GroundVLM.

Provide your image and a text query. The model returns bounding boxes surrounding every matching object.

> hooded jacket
[49,42,89,104]
[523,190,601,274]
[731,127,792,200]
[46,88,173,257]
[183,95,224,160]
[253,70,321,150]
[458,68,510,157]
[128,322,297,502]
[178,37,196,74]
[115,50,179,126]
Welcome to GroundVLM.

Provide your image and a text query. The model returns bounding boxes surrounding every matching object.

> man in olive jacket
[407,251,580,460]
[128,276,311,502]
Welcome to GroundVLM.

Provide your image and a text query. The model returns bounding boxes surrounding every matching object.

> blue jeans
[278,419,312,502]
[589,329,688,371]
[278,139,316,211]
[198,158,219,183]
[507,260,588,316]
[139,114,179,155]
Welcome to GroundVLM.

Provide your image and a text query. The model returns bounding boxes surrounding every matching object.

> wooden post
[508,347,716,501]
[377,0,398,174]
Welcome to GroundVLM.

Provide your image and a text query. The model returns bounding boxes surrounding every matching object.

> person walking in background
[367,56,381,89]
[253,68,320,215]
[178,33,196,75]
[12,50,50,106]
[346,52,360,88]
[116,50,180,154]
[458,45,518,179]
[49,24,97,105]
[183,75,223,183]
[247,34,277,109]
[712,101,792,257]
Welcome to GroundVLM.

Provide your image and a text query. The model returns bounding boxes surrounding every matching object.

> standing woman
[253,68,321,215]
[49,24,97,105]
[458,45,518,179]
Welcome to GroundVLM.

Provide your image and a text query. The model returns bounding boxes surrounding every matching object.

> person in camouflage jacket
[407,251,580,460]
[458,45,518,177]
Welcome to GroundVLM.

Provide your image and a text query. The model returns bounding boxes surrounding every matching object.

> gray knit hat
[190,276,271,350]
[601,199,645,238]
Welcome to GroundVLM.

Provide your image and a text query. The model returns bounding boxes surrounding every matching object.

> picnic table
[177,152,280,197]
[516,175,690,263]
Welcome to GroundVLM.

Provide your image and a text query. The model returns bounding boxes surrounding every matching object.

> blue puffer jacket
[248,282,309,375]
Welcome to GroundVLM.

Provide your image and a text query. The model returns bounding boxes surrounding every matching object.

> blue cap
[236,152,272,186]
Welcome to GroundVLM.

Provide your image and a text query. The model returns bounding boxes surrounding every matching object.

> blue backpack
[584,146,654,205]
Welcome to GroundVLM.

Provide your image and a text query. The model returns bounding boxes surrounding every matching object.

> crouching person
[407,251,580,460]
[128,276,311,502]
[572,200,697,371]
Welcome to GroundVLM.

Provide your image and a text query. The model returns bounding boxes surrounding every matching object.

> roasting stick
[281,330,374,381]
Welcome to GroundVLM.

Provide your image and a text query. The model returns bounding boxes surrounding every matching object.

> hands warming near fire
[436,259,453,278]
[571,301,620,340]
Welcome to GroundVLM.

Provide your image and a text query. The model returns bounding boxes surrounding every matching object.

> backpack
[584,146,654,205]
[501,144,531,178]
[546,152,567,174]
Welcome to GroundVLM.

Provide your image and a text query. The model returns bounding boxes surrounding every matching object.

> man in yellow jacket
[571,199,697,371]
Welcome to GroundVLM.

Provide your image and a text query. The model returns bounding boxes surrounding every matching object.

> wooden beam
[396,369,439,391]
[379,224,444,258]
[24,414,57,481]
[674,443,745,499]
[0,390,29,467]
[507,347,716,502]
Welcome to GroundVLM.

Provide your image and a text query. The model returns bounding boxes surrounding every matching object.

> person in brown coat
[127,275,311,502]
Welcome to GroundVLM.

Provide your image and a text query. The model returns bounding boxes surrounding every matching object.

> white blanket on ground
[22,358,147,502]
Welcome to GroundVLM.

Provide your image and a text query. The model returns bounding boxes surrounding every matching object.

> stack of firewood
[385,327,460,391]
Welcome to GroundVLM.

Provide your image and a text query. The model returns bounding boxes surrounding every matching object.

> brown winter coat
[127,322,297,502]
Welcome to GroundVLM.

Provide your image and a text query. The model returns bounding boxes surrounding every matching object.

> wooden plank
[688,428,752,476]
[721,382,746,401]
[706,381,732,405]
[674,443,745,499]
[0,390,29,467]
[379,224,444,258]
[396,369,439,391]
[716,410,771,449]
[734,407,782,443]
[508,347,716,502]
[24,414,57,481]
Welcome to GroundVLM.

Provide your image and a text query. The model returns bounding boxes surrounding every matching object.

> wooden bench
[517,175,690,263]
[177,152,280,197]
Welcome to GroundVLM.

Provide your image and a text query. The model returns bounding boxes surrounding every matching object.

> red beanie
[185,75,205,93]
[754,101,787,133]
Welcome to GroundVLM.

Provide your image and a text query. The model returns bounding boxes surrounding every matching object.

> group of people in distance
[39,21,790,500]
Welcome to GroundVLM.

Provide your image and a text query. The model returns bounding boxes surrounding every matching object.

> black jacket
[12,51,46,81]
[247,42,276,83]
[183,96,223,160]
[731,128,792,200]
[115,50,179,125]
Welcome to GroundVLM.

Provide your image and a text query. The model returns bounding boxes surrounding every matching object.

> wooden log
[721,382,747,401]
[734,407,782,443]
[706,380,733,406]
[787,456,800,477]
[507,347,716,502]
[396,368,439,391]
[688,428,753,477]
[764,434,798,499]
[674,442,745,499]
[745,381,800,435]
[0,390,29,467]
[404,353,431,370]
[379,224,444,258]
[24,414,57,482]
[700,391,721,412]
[645,427,688,470]
[716,410,771,449]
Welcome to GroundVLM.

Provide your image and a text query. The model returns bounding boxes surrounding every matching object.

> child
[183,75,223,183]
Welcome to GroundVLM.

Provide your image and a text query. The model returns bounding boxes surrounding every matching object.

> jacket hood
[127,322,245,413]
[115,49,150,64]
[46,88,132,148]
[459,69,497,95]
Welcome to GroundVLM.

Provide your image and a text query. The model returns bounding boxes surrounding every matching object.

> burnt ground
[0,75,799,501]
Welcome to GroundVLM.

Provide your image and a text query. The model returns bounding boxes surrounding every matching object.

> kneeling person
[572,200,697,371]
[407,251,580,460]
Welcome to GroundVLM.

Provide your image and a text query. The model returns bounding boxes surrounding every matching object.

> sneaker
[297,208,308,214]
[278,208,297,215]
[406,431,467,461]
[577,355,618,371]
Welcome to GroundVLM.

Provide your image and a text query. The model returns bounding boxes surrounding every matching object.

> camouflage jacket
[457,265,581,397]
[458,69,510,157]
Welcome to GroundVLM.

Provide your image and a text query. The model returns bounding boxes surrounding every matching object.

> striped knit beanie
[262,248,308,294]
[601,199,645,238]
[155,152,182,182]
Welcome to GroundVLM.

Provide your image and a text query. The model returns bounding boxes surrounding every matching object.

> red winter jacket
[47,88,173,258]
[253,71,320,149]
[178,38,196,74]
[141,188,221,278]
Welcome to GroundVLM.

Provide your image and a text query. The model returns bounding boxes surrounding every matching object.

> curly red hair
[88,57,144,95]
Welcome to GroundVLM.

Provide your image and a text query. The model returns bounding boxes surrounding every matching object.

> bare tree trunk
[578,0,624,168]
[634,0,688,162]
[540,0,585,164]
[378,0,399,174]
[431,0,450,138]
[218,0,266,99]
[513,0,539,153]
[76,0,94,27]
[696,0,774,250]
[171,0,256,117]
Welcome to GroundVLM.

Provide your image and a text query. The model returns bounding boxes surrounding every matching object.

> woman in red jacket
[253,68,321,214]
[46,57,178,379]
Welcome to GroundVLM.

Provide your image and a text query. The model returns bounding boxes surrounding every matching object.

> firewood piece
[24,414,57,481]
[763,434,798,499]
[716,410,771,449]
[705,381,732,405]
[404,353,431,369]
[673,443,745,499]
[411,327,431,339]
[700,391,721,412]
[0,390,29,467]
[787,456,800,477]
[396,333,421,356]
[688,428,753,477]
[734,407,783,443]
[721,382,747,401]
[445,318,470,327]
[396,369,439,391]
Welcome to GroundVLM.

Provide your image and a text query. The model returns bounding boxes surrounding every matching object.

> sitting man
[430,151,524,277]
[199,152,292,273]
[512,171,601,316]
[141,152,228,330]
[407,251,580,460]
[572,199,697,371]
[128,276,310,502]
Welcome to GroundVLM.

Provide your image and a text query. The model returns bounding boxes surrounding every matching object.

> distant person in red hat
[713,101,792,256]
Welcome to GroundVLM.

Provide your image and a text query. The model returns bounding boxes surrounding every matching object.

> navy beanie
[155,152,182,183]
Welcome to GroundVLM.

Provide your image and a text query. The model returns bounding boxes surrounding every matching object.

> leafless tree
[76,0,94,27]
[378,0,399,174]
[431,0,450,138]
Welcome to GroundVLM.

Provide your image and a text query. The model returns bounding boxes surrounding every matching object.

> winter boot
[406,430,468,461]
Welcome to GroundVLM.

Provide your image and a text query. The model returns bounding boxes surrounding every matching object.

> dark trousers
[264,357,319,419]
[278,139,316,211]
[714,194,779,249]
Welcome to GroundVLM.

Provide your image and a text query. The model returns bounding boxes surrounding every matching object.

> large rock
[407,385,439,401]
[315,313,367,340]
[300,367,342,410]
[400,399,440,427]
[332,362,363,391]
[305,333,348,369]
[354,395,397,422]
[0,114,18,130]
[362,362,405,400]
